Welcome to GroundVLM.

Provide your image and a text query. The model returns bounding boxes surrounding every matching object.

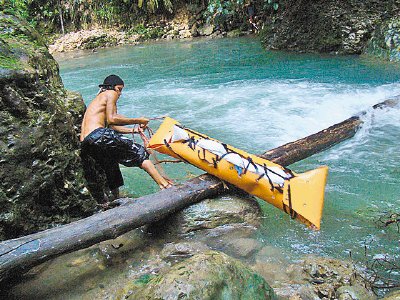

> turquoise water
[57,37,400,282]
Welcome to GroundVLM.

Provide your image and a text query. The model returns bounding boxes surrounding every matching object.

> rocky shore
[48,9,247,55]
[47,1,400,63]
[8,194,380,299]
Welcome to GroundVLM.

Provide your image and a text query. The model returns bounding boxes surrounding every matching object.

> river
[15,37,400,298]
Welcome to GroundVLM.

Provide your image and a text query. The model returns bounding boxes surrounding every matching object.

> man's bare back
[80,91,109,141]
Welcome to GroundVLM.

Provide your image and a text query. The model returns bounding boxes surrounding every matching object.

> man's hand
[137,117,149,129]
[137,117,149,124]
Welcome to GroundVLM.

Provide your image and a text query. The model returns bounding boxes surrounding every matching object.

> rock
[225,237,262,258]
[273,284,320,300]
[0,13,102,239]
[179,29,192,39]
[252,245,295,287]
[227,29,243,38]
[117,251,276,300]
[190,23,199,37]
[49,29,127,53]
[302,256,376,299]
[148,194,262,236]
[160,241,209,262]
[261,0,399,55]
[198,24,214,36]
[364,17,400,62]
[336,285,375,300]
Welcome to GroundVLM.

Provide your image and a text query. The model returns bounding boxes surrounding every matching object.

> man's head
[99,75,124,95]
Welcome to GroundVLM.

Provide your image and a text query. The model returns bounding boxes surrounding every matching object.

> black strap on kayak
[262,164,275,192]
[256,164,283,194]
[182,136,197,150]
[243,157,258,175]
[283,184,297,219]
[282,167,295,178]
[197,148,218,168]
[163,139,190,164]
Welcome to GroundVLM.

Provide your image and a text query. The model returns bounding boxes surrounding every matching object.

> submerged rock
[160,241,210,262]
[0,13,103,239]
[117,250,276,300]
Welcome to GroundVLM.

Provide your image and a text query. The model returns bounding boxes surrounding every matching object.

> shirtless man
[80,74,171,201]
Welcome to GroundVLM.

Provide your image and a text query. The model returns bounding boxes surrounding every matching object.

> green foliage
[2,0,178,35]
[0,54,21,69]
[1,0,29,20]
[205,0,243,20]
[204,0,245,27]
[263,0,281,12]
[128,23,164,39]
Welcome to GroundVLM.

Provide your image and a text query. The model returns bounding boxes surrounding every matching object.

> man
[80,74,171,203]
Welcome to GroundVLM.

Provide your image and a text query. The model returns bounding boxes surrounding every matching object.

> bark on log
[0,97,398,285]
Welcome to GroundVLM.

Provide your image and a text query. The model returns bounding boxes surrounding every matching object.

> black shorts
[81,128,149,190]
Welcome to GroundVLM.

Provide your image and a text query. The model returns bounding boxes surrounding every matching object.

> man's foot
[160,182,174,190]
[159,177,174,190]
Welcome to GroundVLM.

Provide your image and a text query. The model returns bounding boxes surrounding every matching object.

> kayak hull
[148,117,328,229]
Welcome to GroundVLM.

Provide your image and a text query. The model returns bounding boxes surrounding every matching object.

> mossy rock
[261,0,399,55]
[117,251,276,300]
[364,17,400,62]
[0,12,103,239]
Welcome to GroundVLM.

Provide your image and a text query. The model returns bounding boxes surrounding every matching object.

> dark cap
[99,74,124,88]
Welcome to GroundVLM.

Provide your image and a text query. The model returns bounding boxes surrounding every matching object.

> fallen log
[260,97,400,165]
[0,96,398,285]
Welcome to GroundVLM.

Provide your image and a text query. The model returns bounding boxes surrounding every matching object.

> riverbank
[48,8,250,54]
[48,27,248,54]
[47,1,400,63]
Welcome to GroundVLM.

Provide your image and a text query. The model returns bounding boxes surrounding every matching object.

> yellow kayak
[148,117,328,230]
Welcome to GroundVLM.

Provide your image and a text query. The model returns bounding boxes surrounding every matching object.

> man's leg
[140,160,172,189]
[103,160,124,201]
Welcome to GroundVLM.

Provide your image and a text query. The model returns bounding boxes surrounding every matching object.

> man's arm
[109,125,140,134]
[105,92,149,126]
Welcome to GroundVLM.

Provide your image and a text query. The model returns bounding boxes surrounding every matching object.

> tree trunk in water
[0,97,398,285]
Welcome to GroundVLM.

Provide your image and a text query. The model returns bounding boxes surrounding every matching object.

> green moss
[134,274,155,285]
[118,251,276,300]
[0,54,21,69]
[128,24,165,40]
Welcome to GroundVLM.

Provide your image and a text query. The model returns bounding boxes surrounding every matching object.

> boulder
[198,24,214,36]
[117,250,276,300]
[0,13,102,239]
[148,194,262,236]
